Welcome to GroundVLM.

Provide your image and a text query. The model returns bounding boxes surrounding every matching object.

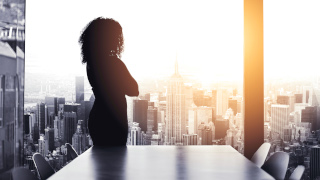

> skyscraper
[54,116,60,139]
[217,88,228,116]
[133,99,148,132]
[301,106,318,131]
[228,99,237,115]
[78,100,94,134]
[24,114,30,135]
[72,120,87,154]
[37,103,46,134]
[45,96,57,125]
[147,105,158,132]
[45,127,54,154]
[75,76,84,103]
[310,146,320,180]
[198,123,213,145]
[64,112,77,144]
[215,118,229,139]
[166,60,186,145]
[271,104,290,139]
[294,94,303,103]
[130,122,142,145]
[38,135,46,157]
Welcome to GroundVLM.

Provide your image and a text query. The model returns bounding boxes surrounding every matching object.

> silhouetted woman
[79,17,139,146]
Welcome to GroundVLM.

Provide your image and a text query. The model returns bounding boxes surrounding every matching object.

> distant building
[189,107,213,135]
[217,88,228,116]
[301,106,318,131]
[151,134,161,145]
[24,114,31,135]
[271,104,290,139]
[166,60,186,145]
[72,120,87,154]
[130,122,142,145]
[45,128,55,154]
[277,95,295,113]
[38,135,46,157]
[283,126,292,142]
[183,134,197,145]
[37,103,46,134]
[75,76,84,103]
[64,103,80,113]
[78,100,94,134]
[294,94,303,103]
[198,123,213,145]
[215,119,229,139]
[310,146,320,180]
[147,105,157,132]
[64,112,77,144]
[228,99,237,115]
[303,86,313,105]
[45,97,57,127]
[133,99,148,132]
[211,90,217,110]
[53,116,60,139]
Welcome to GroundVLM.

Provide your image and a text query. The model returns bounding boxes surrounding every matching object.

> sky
[25,0,243,84]
[25,0,320,84]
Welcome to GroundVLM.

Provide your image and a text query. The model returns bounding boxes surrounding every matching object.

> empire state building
[165,60,186,145]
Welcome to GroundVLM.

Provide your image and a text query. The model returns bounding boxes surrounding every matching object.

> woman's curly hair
[79,17,124,64]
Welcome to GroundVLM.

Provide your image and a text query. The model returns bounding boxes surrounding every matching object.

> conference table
[48,145,275,180]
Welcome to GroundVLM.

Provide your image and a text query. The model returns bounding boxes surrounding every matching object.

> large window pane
[264,1,320,179]
[24,0,244,173]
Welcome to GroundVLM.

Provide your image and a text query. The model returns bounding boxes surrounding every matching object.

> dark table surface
[48,145,274,180]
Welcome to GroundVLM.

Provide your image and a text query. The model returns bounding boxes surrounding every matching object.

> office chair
[32,153,55,180]
[251,142,271,167]
[261,152,289,180]
[11,167,38,180]
[66,143,78,161]
[288,165,305,180]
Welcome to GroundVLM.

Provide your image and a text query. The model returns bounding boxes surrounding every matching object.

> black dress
[87,56,139,146]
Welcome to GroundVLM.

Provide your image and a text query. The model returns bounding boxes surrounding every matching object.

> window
[264,0,320,179]
[24,1,245,172]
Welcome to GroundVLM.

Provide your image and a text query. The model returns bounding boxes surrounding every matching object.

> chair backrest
[251,142,271,168]
[261,152,289,180]
[11,167,38,180]
[66,143,78,161]
[288,165,305,180]
[33,153,55,180]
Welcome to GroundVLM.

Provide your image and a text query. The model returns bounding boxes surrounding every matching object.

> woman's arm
[119,60,139,96]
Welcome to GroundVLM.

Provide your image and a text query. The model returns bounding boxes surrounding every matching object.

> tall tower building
[147,105,158,132]
[53,116,60,139]
[301,106,318,131]
[270,104,290,139]
[75,76,84,103]
[37,103,46,134]
[45,127,54,154]
[166,59,186,145]
[38,135,46,157]
[130,122,142,145]
[72,120,87,154]
[64,112,77,144]
[78,100,94,134]
[303,86,313,106]
[215,118,229,139]
[217,88,228,116]
[310,146,320,180]
[45,96,57,127]
[133,99,148,132]
[228,99,237,115]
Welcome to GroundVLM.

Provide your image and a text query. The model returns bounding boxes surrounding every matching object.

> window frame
[243,0,264,159]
